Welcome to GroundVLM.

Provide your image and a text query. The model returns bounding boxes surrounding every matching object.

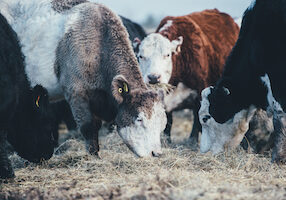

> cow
[134,9,239,145]
[200,0,286,162]
[0,0,167,158]
[51,0,147,146]
[200,87,274,155]
[52,0,147,47]
[0,13,56,178]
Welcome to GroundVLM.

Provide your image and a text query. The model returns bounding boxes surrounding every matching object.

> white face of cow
[199,87,256,154]
[112,75,167,157]
[136,33,183,84]
[117,102,166,157]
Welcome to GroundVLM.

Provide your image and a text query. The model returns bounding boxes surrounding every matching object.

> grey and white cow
[0,0,167,157]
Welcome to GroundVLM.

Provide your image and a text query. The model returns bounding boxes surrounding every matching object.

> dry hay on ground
[1,111,286,200]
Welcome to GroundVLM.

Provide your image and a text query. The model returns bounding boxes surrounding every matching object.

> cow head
[134,33,183,84]
[199,87,256,154]
[112,75,167,157]
[8,85,56,163]
[207,78,243,123]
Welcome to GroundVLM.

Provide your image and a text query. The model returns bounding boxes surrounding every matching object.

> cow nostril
[152,151,162,157]
[202,115,211,123]
[148,74,160,84]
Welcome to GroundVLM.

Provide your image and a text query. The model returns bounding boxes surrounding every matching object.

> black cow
[50,100,77,145]
[120,16,146,43]
[202,0,286,162]
[0,14,55,179]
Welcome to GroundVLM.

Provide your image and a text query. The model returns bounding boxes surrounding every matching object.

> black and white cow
[0,13,56,178]
[199,0,286,162]
[0,0,167,158]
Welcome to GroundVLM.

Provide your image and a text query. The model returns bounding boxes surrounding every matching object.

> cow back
[156,9,239,93]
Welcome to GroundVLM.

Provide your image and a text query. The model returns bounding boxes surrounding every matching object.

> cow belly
[25,64,63,97]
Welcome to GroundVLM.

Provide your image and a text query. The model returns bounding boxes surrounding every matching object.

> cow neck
[102,25,147,92]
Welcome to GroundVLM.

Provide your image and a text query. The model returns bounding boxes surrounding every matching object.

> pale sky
[95,0,253,24]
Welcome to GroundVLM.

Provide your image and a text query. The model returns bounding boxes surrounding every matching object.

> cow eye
[164,54,170,59]
[136,117,143,122]
[139,55,144,59]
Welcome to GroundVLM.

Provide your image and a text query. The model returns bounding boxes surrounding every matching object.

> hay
[1,112,286,200]
[146,83,175,96]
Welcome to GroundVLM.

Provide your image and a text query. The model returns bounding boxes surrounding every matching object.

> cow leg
[80,118,102,156]
[189,99,201,150]
[0,132,14,179]
[163,112,173,143]
[271,112,286,163]
[66,91,101,156]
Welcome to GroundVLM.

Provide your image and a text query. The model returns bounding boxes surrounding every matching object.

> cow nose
[152,151,162,157]
[148,74,161,84]
[202,115,211,123]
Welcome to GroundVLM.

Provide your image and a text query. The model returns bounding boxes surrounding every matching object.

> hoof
[272,150,286,164]
[86,140,100,158]
[188,137,198,151]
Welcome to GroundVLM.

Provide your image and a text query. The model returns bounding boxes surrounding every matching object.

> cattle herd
[0,0,285,180]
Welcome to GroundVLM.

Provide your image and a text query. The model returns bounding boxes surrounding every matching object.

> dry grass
[1,111,286,200]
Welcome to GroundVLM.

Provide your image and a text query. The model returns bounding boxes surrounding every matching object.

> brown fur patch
[51,0,88,13]
[156,9,239,93]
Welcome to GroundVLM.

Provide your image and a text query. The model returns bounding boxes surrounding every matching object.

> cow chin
[118,126,161,157]
[200,123,233,154]
[118,102,166,157]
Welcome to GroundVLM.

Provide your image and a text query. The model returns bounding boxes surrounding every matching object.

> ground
[1,110,286,200]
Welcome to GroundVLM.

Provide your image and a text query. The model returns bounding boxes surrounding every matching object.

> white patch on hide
[158,20,173,32]
[261,74,283,112]
[137,33,182,84]
[200,130,212,153]
[118,102,167,157]
[248,0,256,11]
[235,17,242,28]
[0,0,83,97]
[199,87,256,154]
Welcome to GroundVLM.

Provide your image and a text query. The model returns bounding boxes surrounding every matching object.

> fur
[137,9,239,145]
[207,0,286,162]
[118,102,166,157]
[3,0,166,157]
[120,16,146,43]
[199,87,256,154]
[156,9,239,91]
[261,74,286,162]
[0,0,71,97]
[0,13,55,178]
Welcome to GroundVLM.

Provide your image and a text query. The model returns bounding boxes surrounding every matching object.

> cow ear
[32,85,49,112]
[171,36,183,54]
[112,75,130,104]
[133,37,141,54]
[222,87,231,96]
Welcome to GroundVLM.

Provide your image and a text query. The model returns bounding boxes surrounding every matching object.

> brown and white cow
[1,0,167,158]
[134,9,239,145]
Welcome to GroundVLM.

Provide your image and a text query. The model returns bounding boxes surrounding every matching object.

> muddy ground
[1,110,286,200]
